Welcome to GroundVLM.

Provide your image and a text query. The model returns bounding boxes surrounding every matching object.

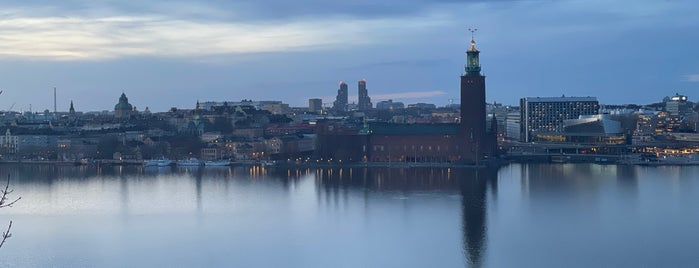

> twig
[0,174,20,249]
[0,175,20,209]
[0,220,11,249]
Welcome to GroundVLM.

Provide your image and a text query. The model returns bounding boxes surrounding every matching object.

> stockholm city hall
[316,34,497,165]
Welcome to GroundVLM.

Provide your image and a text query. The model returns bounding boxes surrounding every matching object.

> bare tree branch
[0,220,11,249]
[0,174,20,249]
[0,175,20,209]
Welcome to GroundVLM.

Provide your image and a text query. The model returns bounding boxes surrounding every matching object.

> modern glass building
[519,96,599,142]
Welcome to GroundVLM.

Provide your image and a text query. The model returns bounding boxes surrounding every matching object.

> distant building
[376,99,404,110]
[69,101,76,116]
[199,100,289,113]
[407,103,437,110]
[665,93,691,117]
[308,98,323,113]
[357,80,372,110]
[261,102,290,115]
[562,114,624,144]
[0,129,18,154]
[333,81,348,111]
[114,93,134,119]
[520,96,599,142]
[505,112,521,141]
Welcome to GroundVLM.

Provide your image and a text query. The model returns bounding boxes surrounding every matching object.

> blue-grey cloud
[0,0,698,112]
[0,2,450,60]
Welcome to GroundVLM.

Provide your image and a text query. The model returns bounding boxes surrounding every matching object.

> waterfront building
[308,98,323,113]
[519,96,599,142]
[316,34,497,164]
[0,129,18,155]
[333,81,348,111]
[562,114,624,144]
[357,80,372,110]
[460,35,495,163]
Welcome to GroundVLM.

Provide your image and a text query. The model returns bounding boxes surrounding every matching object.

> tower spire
[465,28,481,76]
[468,28,478,52]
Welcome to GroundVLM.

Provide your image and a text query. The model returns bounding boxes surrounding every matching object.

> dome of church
[115,93,133,111]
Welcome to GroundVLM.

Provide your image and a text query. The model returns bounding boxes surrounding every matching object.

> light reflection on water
[0,163,698,267]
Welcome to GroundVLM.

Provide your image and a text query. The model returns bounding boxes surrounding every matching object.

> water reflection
[521,164,640,200]
[3,163,699,267]
[284,166,498,267]
[460,169,496,268]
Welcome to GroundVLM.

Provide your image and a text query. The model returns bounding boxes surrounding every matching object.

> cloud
[0,7,448,61]
[685,74,699,82]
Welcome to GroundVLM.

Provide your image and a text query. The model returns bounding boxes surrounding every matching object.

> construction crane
[8,102,16,111]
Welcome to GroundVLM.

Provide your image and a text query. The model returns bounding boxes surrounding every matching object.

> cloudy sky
[0,0,697,112]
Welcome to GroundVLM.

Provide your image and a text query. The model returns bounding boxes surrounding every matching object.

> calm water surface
[1,163,698,267]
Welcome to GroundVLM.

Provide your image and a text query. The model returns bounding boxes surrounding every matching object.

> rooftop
[524,96,598,103]
[368,122,460,135]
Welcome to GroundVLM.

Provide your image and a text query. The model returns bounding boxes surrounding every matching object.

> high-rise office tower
[357,79,372,110]
[333,81,348,111]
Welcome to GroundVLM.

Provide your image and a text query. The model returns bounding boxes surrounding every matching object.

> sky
[0,0,698,112]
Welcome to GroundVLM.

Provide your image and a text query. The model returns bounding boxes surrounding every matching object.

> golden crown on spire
[468,28,479,52]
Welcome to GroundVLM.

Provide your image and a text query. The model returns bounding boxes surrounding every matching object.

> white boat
[205,160,231,166]
[144,158,173,167]
[177,158,203,166]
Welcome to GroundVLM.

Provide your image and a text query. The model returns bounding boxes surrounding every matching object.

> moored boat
[205,160,231,166]
[177,158,203,166]
[144,158,173,167]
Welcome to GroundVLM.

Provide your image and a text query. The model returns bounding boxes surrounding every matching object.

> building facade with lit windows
[520,96,600,142]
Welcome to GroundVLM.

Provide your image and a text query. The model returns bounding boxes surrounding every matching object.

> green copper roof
[115,93,133,110]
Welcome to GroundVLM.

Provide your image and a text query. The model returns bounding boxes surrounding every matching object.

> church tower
[460,30,488,163]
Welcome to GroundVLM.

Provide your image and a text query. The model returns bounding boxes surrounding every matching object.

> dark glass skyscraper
[357,79,372,110]
[333,81,348,111]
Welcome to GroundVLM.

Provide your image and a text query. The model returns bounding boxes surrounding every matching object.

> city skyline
[0,0,698,112]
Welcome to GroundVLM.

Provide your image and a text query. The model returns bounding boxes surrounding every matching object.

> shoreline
[2,159,699,167]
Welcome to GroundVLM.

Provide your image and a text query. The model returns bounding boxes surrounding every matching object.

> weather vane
[468,28,478,40]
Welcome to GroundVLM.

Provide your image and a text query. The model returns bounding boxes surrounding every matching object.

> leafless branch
[0,174,20,249]
[0,220,11,249]
[0,175,20,209]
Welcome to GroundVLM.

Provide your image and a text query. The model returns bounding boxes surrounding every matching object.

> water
[1,163,698,267]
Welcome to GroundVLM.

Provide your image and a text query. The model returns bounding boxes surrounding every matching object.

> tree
[0,175,20,249]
